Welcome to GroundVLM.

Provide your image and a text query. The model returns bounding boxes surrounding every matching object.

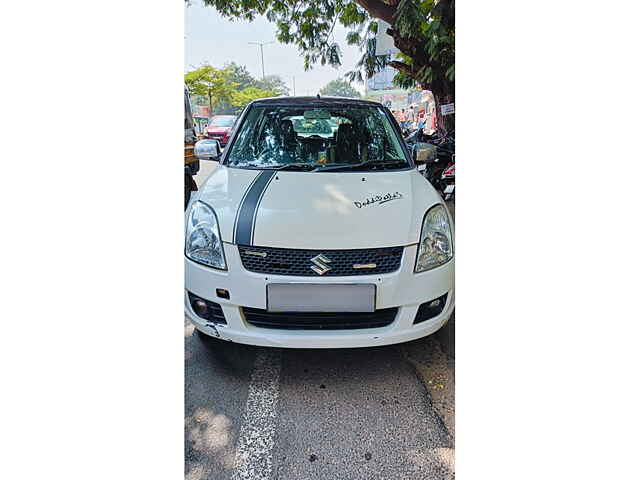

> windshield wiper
[267,163,317,171]
[313,160,408,172]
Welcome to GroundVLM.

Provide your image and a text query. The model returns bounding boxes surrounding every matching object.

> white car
[185,97,454,348]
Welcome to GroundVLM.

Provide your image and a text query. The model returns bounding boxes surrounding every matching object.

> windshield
[225,105,409,171]
[209,116,235,127]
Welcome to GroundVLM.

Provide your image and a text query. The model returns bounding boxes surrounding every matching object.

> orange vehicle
[185,86,200,208]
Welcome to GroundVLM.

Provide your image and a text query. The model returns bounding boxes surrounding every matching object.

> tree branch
[388,60,434,91]
[386,27,421,58]
[353,0,396,25]
[388,60,412,76]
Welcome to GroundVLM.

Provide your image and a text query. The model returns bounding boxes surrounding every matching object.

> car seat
[280,120,298,151]
[335,123,362,164]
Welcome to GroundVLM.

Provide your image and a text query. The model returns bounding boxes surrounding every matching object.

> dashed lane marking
[231,348,282,480]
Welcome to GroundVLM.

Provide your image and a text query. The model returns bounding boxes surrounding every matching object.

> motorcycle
[439,160,455,201]
[405,129,455,200]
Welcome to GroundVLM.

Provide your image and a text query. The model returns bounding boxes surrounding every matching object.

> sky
[184,1,366,96]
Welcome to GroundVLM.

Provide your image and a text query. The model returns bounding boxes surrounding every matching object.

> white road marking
[231,349,282,480]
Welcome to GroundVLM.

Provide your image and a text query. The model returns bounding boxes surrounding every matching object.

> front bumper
[185,243,454,348]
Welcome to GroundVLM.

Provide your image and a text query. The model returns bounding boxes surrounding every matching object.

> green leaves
[395,0,425,39]
[319,78,361,98]
[184,64,286,113]
[346,31,361,45]
[255,75,290,96]
[197,0,454,99]
[445,64,454,82]
[231,86,277,107]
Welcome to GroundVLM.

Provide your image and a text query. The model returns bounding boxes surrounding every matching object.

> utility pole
[248,41,274,79]
[292,76,296,96]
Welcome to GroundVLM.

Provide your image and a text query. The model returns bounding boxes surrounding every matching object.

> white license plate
[267,284,376,312]
[444,185,455,194]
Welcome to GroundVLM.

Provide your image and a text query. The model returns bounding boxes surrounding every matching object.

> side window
[227,108,260,164]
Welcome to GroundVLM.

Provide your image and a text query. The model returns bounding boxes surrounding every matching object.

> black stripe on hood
[233,170,277,245]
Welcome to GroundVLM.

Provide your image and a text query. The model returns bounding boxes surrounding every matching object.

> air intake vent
[242,307,398,330]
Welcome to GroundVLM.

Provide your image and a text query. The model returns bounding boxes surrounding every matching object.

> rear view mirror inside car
[304,109,331,120]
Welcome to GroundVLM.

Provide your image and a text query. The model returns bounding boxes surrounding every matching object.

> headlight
[415,204,453,273]
[185,201,226,269]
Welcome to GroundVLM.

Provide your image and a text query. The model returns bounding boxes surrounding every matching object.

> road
[186,159,455,480]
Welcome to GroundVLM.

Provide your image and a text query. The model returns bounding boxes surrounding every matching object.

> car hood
[196,166,442,249]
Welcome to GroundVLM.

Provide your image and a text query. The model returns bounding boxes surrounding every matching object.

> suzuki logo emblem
[310,254,332,275]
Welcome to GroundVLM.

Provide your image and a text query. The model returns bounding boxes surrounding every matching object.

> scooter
[439,159,455,201]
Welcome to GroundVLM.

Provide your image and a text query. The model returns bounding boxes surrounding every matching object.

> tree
[319,78,361,98]
[225,62,258,90]
[254,75,290,96]
[223,63,289,96]
[184,64,237,112]
[185,64,280,114]
[198,0,455,131]
[232,87,278,107]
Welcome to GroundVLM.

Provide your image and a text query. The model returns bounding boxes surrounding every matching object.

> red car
[205,115,237,146]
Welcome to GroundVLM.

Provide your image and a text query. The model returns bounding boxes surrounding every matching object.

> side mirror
[194,139,221,161]
[414,142,438,164]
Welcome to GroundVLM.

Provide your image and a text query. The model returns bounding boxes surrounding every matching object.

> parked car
[205,115,237,146]
[186,97,454,348]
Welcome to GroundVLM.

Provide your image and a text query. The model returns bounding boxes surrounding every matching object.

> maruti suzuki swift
[185,97,454,348]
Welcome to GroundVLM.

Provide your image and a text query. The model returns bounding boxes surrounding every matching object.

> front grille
[238,245,403,277]
[242,307,398,330]
[187,292,227,324]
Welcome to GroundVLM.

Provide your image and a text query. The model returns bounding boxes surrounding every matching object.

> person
[410,106,418,131]
[397,109,407,130]
[417,111,426,131]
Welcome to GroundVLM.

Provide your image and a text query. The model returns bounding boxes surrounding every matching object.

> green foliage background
[197,0,454,98]
[319,78,361,98]
[184,64,281,114]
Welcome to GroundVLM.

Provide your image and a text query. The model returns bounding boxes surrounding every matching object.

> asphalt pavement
[186,160,455,480]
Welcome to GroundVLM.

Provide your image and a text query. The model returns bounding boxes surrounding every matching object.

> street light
[248,41,274,79]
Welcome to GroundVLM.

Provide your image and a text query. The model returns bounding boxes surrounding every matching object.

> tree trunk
[344,1,455,133]
[433,91,455,135]
[385,30,454,134]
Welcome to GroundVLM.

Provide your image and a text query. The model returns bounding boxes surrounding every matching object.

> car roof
[249,96,383,108]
